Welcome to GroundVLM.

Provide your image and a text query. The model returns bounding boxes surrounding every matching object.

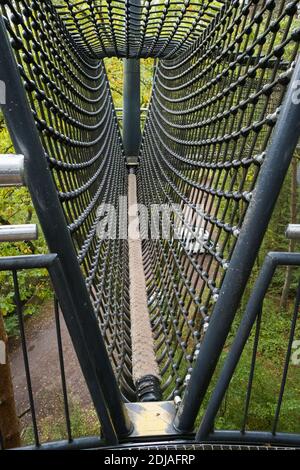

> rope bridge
[1,0,300,446]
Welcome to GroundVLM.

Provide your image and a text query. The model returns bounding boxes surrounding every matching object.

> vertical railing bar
[272,280,300,435]
[12,270,40,448]
[241,306,262,434]
[53,297,72,443]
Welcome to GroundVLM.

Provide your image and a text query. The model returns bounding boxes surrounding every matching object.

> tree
[0,311,20,449]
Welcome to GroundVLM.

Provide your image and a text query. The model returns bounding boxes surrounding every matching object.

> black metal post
[196,252,300,440]
[123,0,141,162]
[0,18,132,443]
[175,56,300,432]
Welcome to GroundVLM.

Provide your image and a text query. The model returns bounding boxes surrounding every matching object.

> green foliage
[104,57,155,108]
[141,59,155,108]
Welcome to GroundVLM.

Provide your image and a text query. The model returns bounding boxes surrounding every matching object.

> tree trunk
[0,312,20,449]
[280,156,298,309]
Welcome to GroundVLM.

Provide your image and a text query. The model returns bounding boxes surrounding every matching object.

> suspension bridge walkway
[0,0,300,450]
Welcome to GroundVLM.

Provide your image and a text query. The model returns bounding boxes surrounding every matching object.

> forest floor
[8,300,97,444]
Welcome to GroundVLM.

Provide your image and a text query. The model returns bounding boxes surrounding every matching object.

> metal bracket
[125,402,180,438]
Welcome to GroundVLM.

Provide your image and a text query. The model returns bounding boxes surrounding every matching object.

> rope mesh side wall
[0,0,135,399]
[1,0,300,404]
[138,0,300,399]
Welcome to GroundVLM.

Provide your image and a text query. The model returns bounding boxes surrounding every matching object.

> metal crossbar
[139,0,300,409]
[1,0,300,449]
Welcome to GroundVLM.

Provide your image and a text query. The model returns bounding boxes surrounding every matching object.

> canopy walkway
[1,0,300,450]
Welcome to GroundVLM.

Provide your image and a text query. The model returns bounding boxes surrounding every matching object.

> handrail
[196,252,300,443]
[0,154,24,186]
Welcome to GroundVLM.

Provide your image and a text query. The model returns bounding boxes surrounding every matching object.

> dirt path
[8,300,93,429]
